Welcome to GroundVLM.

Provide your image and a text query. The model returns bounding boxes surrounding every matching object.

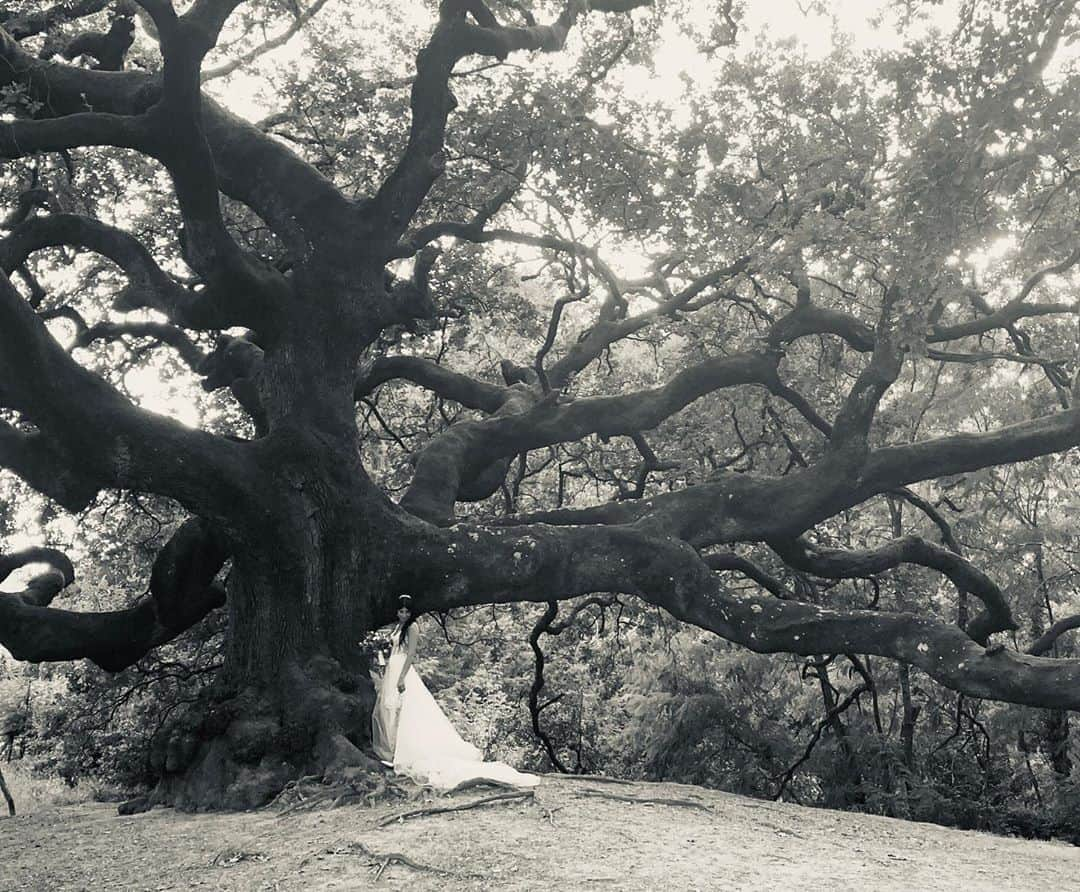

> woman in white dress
[372,595,539,789]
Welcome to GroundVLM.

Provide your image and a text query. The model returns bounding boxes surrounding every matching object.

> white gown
[377,625,539,789]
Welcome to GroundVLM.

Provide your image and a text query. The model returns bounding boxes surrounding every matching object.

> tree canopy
[2,0,1080,807]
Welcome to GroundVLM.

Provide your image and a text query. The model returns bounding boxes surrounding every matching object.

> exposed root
[272,772,412,817]
[377,789,535,827]
[573,788,713,812]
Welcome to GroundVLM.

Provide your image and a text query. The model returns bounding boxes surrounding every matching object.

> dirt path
[1,776,1077,890]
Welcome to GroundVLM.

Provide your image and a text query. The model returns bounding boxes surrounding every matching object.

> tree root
[377,789,535,827]
[272,773,412,817]
[573,788,712,812]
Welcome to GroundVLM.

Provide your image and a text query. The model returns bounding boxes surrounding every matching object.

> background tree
[2,0,1080,811]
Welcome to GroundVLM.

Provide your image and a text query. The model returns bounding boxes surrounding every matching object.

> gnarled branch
[0,517,229,671]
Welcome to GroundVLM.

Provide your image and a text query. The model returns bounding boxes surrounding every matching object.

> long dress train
[377,628,539,789]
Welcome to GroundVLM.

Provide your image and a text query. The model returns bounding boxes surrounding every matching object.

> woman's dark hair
[398,597,416,645]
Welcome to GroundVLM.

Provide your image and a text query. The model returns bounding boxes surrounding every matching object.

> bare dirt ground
[2,771,1078,891]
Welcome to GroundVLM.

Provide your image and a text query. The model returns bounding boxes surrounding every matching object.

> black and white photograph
[2,0,1080,888]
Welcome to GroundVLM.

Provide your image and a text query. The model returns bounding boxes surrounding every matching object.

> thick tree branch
[0,420,104,511]
[0,25,352,262]
[496,406,1080,552]
[828,293,903,448]
[135,0,291,315]
[0,517,229,671]
[0,112,149,158]
[400,350,782,523]
[0,0,112,40]
[0,271,255,516]
[0,546,74,591]
[355,355,509,413]
[397,517,1080,710]
[858,408,1080,495]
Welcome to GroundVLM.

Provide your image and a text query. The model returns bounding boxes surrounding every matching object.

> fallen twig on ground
[377,790,535,826]
[210,849,269,866]
[541,772,635,785]
[573,788,712,812]
[300,840,458,878]
[542,804,565,827]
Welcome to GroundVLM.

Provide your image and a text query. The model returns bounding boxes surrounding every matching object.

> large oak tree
[2,0,1080,808]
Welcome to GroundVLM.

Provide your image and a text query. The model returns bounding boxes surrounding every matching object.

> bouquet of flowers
[357,628,394,672]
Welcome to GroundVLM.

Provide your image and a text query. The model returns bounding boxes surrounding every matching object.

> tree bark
[0,765,13,816]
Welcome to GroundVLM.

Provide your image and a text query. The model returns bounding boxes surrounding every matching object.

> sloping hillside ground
[1,768,1078,891]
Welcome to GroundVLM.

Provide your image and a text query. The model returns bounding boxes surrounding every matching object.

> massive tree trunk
[152,333,402,808]
[152,499,393,807]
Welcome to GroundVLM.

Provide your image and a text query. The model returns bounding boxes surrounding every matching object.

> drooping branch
[0,517,229,671]
[49,311,208,372]
[528,600,571,773]
[704,550,791,599]
[889,487,961,552]
[770,535,1016,645]
[0,213,235,329]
